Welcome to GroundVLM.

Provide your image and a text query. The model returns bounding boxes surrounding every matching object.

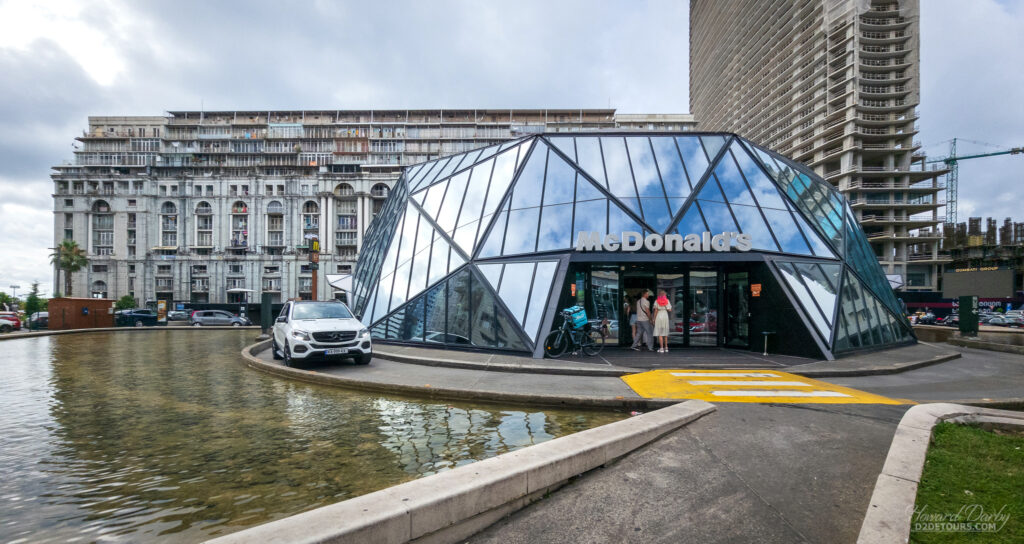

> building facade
[941,217,1024,299]
[353,132,915,359]
[52,110,695,304]
[690,0,948,293]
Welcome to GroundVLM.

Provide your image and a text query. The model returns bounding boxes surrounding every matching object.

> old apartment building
[52,110,696,303]
[690,0,948,292]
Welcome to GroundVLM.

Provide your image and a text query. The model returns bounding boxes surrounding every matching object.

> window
[229,200,249,248]
[91,200,113,256]
[264,265,280,274]
[92,264,108,273]
[229,264,244,274]
[128,264,136,274]
[191,265,207,275]
[128,199,136,207]
[64,199,73,207]
[157,265,172,275]
[195,201,213,247]
[161,201,177,248]
[301,201,319,236]
[206,185,214,196]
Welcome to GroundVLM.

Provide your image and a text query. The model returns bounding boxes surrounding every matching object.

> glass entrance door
[724,271,750,348]
[656,273,687,346]
[688,269,718,347]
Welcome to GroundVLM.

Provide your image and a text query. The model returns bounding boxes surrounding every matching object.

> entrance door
[688,269,718,347]
[724,271,750,348]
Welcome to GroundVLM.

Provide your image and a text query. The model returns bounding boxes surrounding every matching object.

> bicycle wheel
[543,330,569,358]
[581,329,605,356]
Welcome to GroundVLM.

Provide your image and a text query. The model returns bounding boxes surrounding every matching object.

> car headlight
[291,329,310,341]
[359,328,370,338]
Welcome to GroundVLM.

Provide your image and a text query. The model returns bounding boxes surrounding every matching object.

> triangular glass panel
[547,136,576,162]
[676,136,712,190]
[601,137,644,218]
[571,199,607,241]
[574,136,607,188]
[522,261,559,343]
[448,158,496,256]
[510,142,547,210]
[419,181,447,219]
[480,146,521,219]
[833,267,902,352]
[469,268,529,351]
[423,281,447,345]
[711,149,756,206]
[408,159,441,192]
[537,203,573,252]
[788,199,837,258]
[650,137,692,198]
[417,156,453,190]
[700,135,727,161]
[448,241,466,271]
[575,174,605,201]
[476,201,509,258]
[435,169,471,235]
[497,262,535,325]
[609,202,647,236]
[427,231,452,287]
[542,143,578,206]
[695,200,738,234]
[843,209,903,317]
[729,142,788,210]
[476,263,504,292]
[673,203,709,236]
[776,262,830,340]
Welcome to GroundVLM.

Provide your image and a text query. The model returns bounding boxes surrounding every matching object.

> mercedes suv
[271,300,371,367]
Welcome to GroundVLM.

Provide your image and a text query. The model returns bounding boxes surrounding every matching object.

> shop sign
[575,231,753,253]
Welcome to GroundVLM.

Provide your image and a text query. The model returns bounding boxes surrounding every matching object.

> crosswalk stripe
[688,380,811,386]
[671,372,779,378]
[711,390,851,397]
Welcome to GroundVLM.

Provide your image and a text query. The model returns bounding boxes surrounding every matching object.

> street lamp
[9,285,20,299]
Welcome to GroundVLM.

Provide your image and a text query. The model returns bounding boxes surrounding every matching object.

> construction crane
[926,138,1024,224]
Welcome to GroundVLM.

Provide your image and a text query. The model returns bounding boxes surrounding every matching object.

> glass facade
[354,133,915,358]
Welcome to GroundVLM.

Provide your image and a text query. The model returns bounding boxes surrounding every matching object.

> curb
[239,341,678,410]
[947,337,1024,356]
[0,325,261,341]
[205,399,716,544]
[856,403,1024,544]
[372,347,639,377]
[788,352,961,378]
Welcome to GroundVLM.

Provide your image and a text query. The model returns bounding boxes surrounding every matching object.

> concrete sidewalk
[470,403,910,544]
[373,341,960,378]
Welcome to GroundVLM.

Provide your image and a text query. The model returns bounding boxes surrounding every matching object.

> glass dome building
[352,133,914,360]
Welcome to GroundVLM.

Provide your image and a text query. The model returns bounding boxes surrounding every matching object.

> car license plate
[325,348,348,355]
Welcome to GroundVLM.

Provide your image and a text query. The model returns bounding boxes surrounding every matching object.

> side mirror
[275,316,287,323]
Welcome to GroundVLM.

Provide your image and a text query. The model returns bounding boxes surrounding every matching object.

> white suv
[272,300,371,367]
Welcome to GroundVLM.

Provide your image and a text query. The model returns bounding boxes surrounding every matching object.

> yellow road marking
[622,369,911,404]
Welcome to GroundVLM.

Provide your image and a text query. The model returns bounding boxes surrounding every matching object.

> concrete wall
[206,400,715,544]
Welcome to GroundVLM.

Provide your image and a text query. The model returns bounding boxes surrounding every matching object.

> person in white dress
[652,290,672,353]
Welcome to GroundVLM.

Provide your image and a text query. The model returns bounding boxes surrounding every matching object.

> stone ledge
[204,399,715,544]
[0,325,260,341]
[856,403,1024,544]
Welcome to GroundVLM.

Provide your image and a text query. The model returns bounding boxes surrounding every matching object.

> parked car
[116,309,160,327]
[272,300,371,367]
[1003,317,1024,328]
[167,310,190,321]
[0,312,22,332]
[916,313,938,325]
[29,311,48,329]
[986,316,1010,326]
[189,310,251,327]
[944,314,959,327]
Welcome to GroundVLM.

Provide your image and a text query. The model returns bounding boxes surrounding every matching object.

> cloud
[0,0,1020,292]
[918,0,1024,223]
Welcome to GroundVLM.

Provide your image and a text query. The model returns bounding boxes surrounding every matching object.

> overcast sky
[0,0,1021,296]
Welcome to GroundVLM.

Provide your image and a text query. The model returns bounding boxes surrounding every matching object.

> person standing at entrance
[624,294,636,342]
[632,290,654,351]
[652,289,672,353]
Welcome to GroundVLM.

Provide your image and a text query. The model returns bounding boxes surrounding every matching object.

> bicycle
[543,311,608,358]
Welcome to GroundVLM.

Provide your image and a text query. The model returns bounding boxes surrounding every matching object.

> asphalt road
[828,344,1024,404]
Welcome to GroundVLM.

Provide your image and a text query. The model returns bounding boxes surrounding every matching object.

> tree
[0,291,11,311]
[114,295,137,311]
[50,240,88,297]
[24,282,42,318]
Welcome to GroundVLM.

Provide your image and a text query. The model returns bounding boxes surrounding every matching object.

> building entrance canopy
[352,132,914,359]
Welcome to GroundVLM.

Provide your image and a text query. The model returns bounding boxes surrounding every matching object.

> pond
[0,331,623,543]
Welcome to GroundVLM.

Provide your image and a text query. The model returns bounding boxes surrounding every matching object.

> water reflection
[0,331,621,543]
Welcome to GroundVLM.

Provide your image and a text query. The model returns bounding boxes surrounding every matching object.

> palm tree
[50,240,88,297]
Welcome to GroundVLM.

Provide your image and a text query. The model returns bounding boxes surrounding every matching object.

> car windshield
[292,303,353,320]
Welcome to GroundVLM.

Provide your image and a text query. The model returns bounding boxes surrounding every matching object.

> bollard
[761,330,776,356]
